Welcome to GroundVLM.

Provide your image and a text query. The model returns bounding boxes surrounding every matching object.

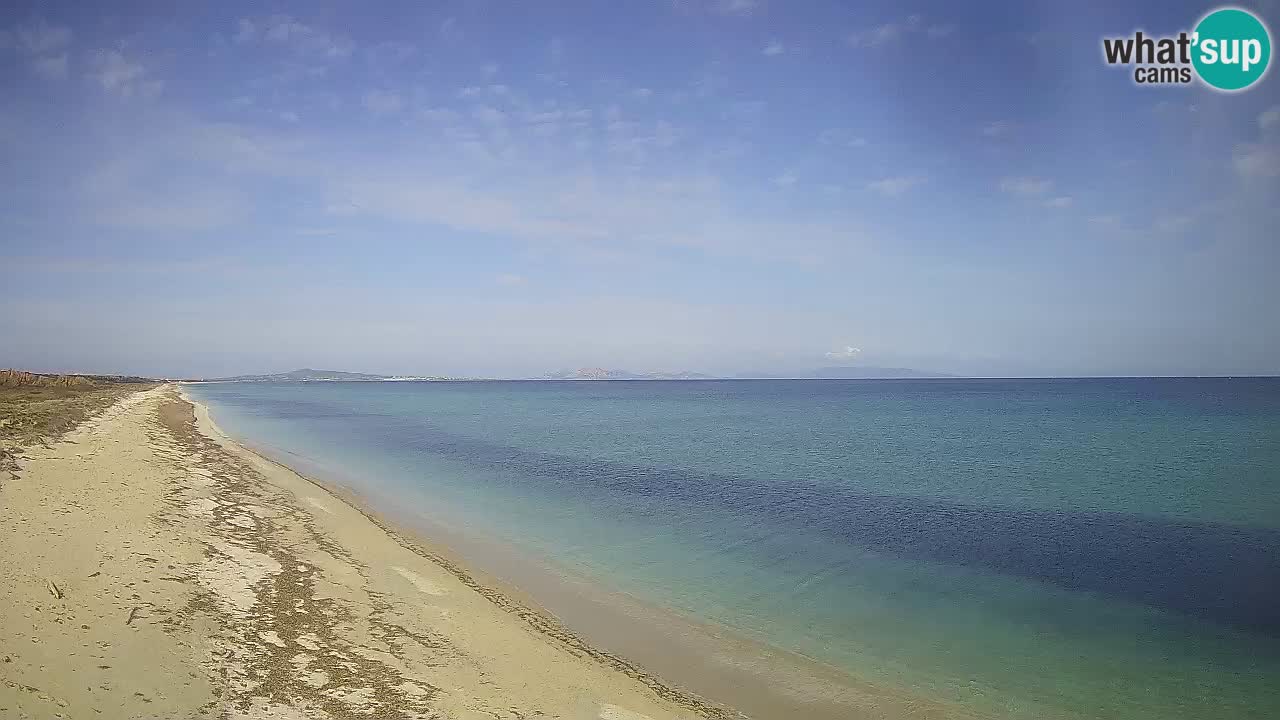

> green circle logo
[1192,8,1272,91]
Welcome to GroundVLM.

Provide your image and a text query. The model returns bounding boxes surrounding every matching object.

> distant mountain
[542,367,629,380]
[202,368,448,382]
[644,370,718,380]
[203,366,950,383]
[541,368,716,380]
[730,365,956,379]
[806,366,955,379]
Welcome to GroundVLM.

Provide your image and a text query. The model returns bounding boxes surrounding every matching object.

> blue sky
[2,0,1278,378]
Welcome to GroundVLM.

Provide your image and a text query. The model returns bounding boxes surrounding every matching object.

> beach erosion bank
[0,385,951,719]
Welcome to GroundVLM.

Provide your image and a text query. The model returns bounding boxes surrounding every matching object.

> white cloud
[84,150,247,232]
[497,273,526,286]
[439,17,460,41]
[724,99,766,123]
[97,194,242,231]
[1260,106,1280,132]
[366,41,416,67]
[2,19,72,80]
[763,40,785,56]
[848,14,952,48]
[234,15,353,58]
[604,118,682,163]
[1233,142,1280,178]
[86,50,162,97]
[867,175,924,196]
[521,109,564,124]
[1151,100,1200,116]
[68,121,309,236]
[0,18,72,55]
[420,107,462,125]
[715,0,761,16]
[847,24,902,48]
[631,87,653,99]
[773,172,797,187]
[362,90,402,115]
[31,53,68,80]
[1045,196,1073,208]
[999,176,1052,196]
[825,345,862,360]
[234,18,256,43]
[32,58,876,278]
[981,120,1012,137]
[330,168,865,267]
[472,105,507,126]
[1155,215,1193,234]
[818,129,868,148]
[1229,106,1280,180]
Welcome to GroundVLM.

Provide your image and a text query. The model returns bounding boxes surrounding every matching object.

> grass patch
[0,370,156,478]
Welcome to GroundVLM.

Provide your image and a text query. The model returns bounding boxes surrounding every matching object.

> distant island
[193,366,956,383]
[199,368,453,382]
[802,366,955,379]
[540,368,717,381]
[544,366,952,380]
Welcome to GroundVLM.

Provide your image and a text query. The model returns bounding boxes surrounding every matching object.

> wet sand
[249,445,985,720]
[0,385,722,718]
[1,384,978,719]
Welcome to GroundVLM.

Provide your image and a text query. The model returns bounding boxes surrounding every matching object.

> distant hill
[1,369,154,388]
[201,366,952,383]
[644,370,718,380]
[541,368,717,381]
[539,366,952,380]
[202,368,447,382]
[806,366,955,379]
[730,366,956,379]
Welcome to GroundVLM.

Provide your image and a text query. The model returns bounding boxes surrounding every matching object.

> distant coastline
[180,376,1280,720]
[194,392,902,720]
[192,366,959,383]
[189,368,1280,383]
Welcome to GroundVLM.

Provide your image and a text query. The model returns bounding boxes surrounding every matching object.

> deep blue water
[186,378,1280,718]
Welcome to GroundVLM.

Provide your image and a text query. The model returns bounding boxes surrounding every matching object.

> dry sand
[0,385,724,719]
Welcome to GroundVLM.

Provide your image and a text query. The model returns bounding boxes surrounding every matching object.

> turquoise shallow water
[185,378,1280,718]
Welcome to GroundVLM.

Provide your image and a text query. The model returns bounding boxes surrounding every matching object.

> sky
[1,0,1278,379]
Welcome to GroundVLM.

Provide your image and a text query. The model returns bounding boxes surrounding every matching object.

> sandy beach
[0,384,726,719]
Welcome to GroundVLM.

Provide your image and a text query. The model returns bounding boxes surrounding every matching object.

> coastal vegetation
[0,369,154,479]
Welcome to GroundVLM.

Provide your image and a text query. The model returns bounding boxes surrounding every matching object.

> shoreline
[182,387,988,720]
[183,390,732,716]
[1,382,984,719]
[1,384,725,718]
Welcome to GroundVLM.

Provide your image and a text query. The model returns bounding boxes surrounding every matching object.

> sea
[183,378,1280,718]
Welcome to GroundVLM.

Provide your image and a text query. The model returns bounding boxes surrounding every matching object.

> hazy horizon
[3,1,1278,379]
[53,365,1280,381]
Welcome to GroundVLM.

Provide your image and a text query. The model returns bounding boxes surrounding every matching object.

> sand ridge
[0,386,724,719]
